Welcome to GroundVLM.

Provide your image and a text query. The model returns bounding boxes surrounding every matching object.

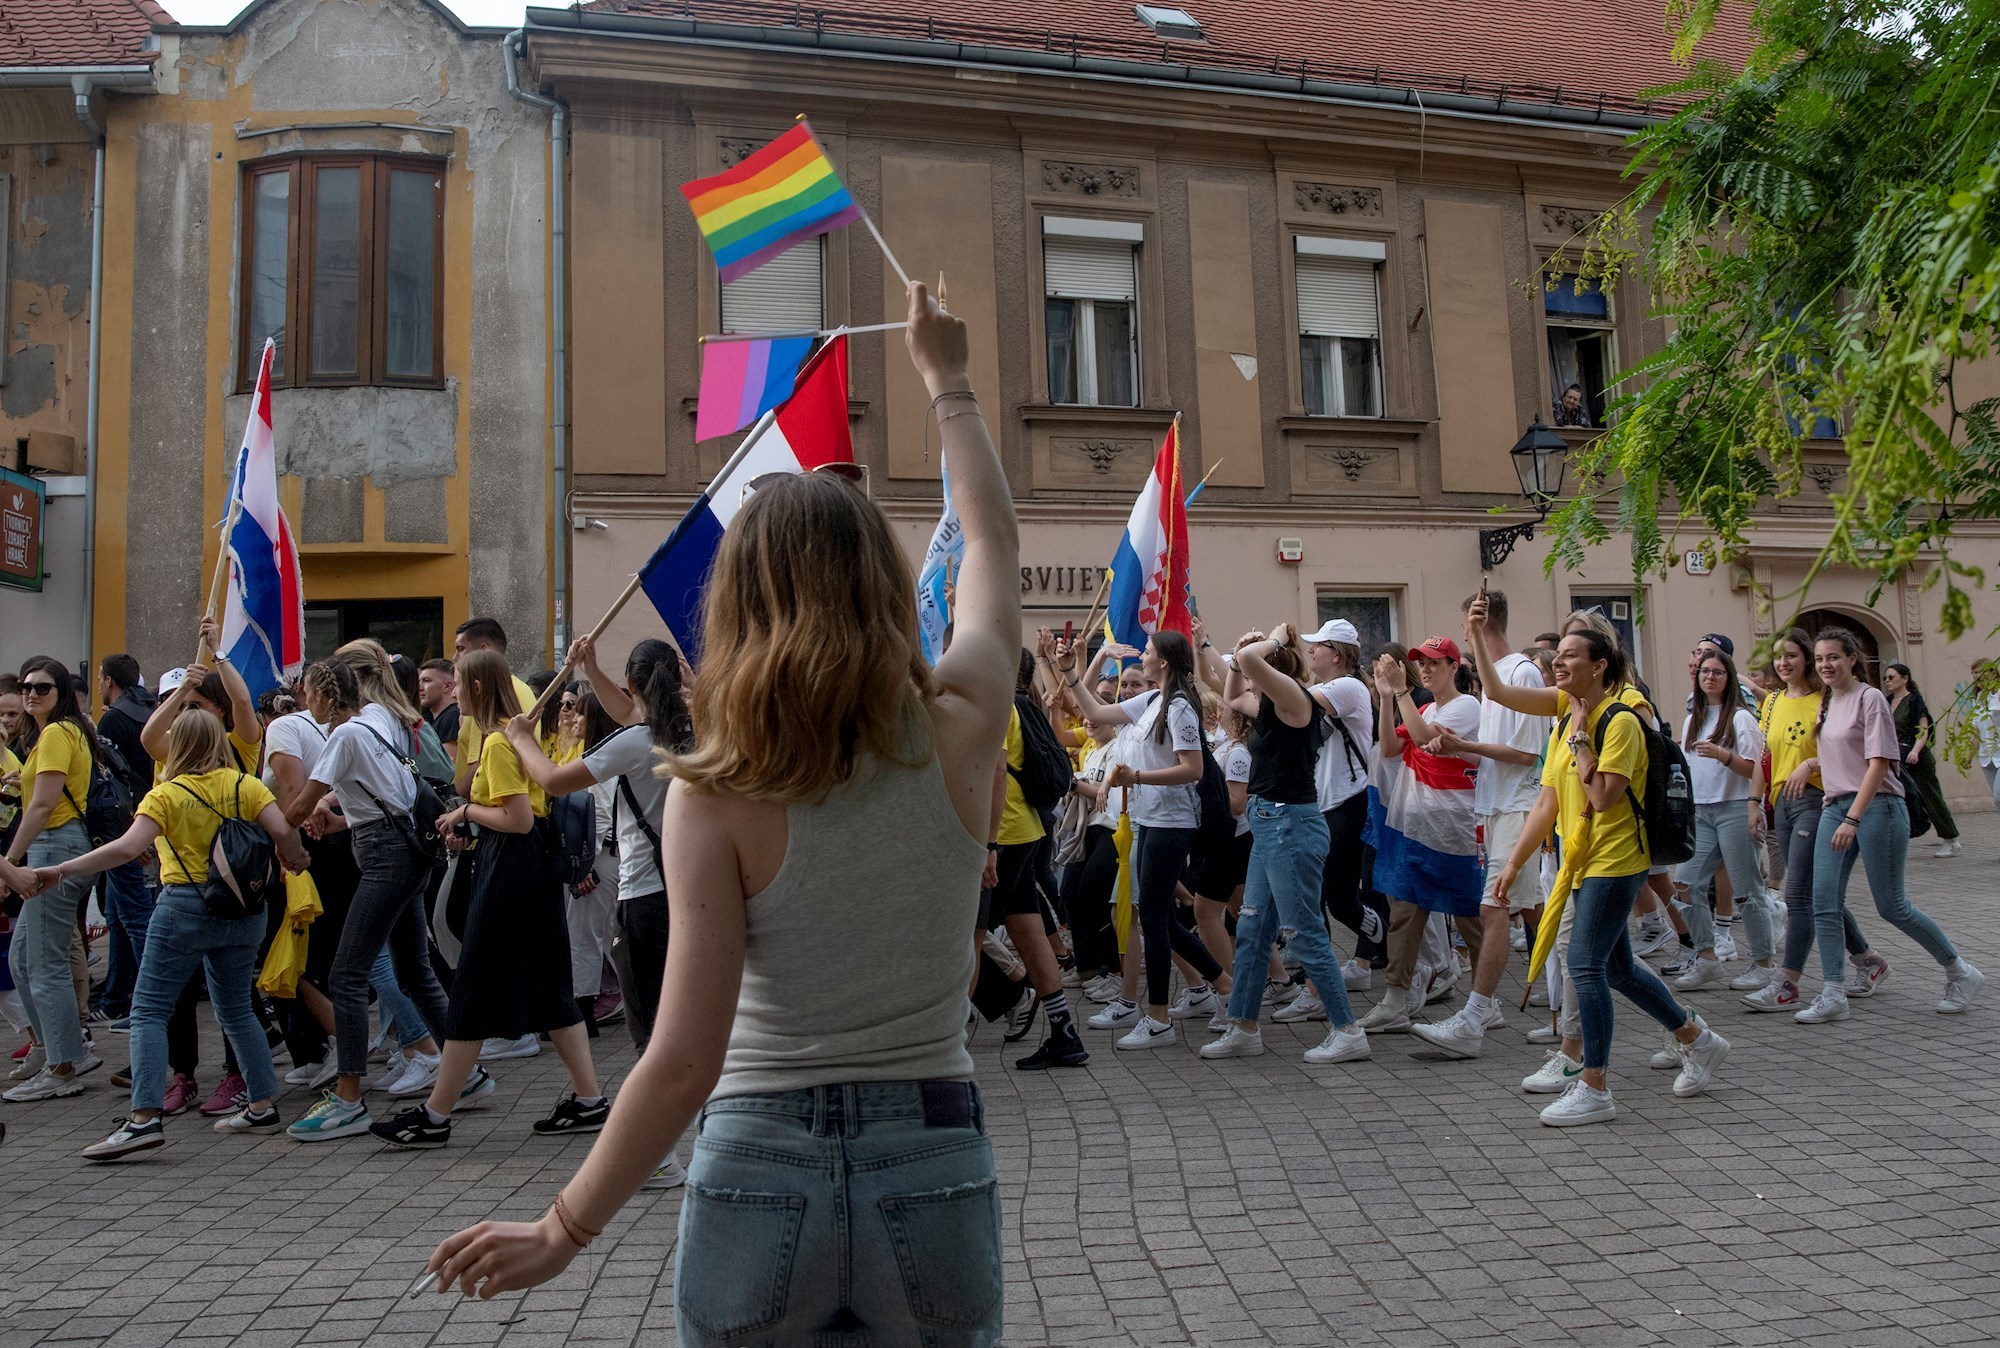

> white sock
[1948,958,1973,980]
[1463,991,1492,1023]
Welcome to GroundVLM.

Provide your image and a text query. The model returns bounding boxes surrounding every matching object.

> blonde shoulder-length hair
[667,472,933,802]
[163,707,232,781]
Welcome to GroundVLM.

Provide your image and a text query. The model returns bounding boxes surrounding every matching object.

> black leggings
[1062,825,1120,975]
[1133,823,1219,1007]
[611,887,669,1053]
[1318,794,1385,965]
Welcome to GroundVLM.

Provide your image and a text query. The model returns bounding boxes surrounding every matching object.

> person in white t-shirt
[1970,659,2000,816]
[1411,590,1549,1059]
[1302,619,1382,1002]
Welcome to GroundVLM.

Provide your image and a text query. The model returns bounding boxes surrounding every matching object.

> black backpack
[617,774,662,882]
[355,722,452,861]
[549,789,599,888]
[163,775,282,919]
[1193,738,1235,853]
[59,731,136,849]
[1008,693,1074,814]
[1563,701,1696,866]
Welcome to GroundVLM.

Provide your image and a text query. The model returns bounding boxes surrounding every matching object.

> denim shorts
[679,1080,1003,1348]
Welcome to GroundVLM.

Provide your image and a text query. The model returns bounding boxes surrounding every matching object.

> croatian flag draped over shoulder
[914,461,962,665]
[640,335,852,656]
[1106,422,1193,652]
[218,339,305,697]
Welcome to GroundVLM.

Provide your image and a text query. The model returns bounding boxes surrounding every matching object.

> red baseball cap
[1410,635,1462,663]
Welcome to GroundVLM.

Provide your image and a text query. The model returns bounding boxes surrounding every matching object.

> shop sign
[0,468,43,593]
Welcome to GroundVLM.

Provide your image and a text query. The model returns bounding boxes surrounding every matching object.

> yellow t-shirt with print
[452,676,540,778]
[1760,690,1822,803]
[1542,697,1650,880]
[471,729,548,817]
[23,720,92,830]
[998,706,1046,847]
[0,744,21,831]
[138,768,277,886]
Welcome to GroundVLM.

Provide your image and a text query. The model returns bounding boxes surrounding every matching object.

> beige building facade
[525,0,2000,804]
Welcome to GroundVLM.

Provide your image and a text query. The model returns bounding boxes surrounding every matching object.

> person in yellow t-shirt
[1742,626,1880,1013]
[142,618,265,780]
[2,658,103,1095]
[38,707,309,1156]
[381,648,601,1150]
[450,617,539,797]
[1491,628,1726,1128]
[0,742,21,833]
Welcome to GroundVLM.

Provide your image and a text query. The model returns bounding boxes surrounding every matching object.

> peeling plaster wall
[110,0,553,669]
[0,143,94,438]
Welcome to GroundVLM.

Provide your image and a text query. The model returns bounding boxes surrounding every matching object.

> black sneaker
[370,1105,451,1149]
[1015,1021,1089,1071]
[532,1092,611,1136]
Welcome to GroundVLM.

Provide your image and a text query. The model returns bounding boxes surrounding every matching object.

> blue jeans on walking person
[1675,799,1775,960]
[1773,788,1867,974]
[127,884,277,1113]
[95,858,158,1017]
[1227,799,1352,1026]
[369,949,430,1050]
[1567,870,1691,1072]
[679,1082,1002,1347]
[9,820,91,1068]
[1812,793,1959,984]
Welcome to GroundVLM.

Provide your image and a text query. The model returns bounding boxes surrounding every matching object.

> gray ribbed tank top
[711,747,987,1099]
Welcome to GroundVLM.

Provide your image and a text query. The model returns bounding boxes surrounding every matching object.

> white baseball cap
[156,667,190,694]
[1305,619,1360,646]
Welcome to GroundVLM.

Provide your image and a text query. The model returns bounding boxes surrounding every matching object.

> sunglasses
[741,461,869,505]
[20,681,57,696]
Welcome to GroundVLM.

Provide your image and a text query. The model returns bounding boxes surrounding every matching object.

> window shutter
[1296,256,1379,340]
[1044,238,1137,302]
[720,240,824,334]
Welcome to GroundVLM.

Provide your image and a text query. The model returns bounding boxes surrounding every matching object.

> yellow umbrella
[1527,815,1591,984]
[1112,801,1135,954]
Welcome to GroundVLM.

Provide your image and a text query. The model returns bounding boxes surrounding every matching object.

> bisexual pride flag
[218,339,305,696]
[680,122,863,283]
[696,335,815,442]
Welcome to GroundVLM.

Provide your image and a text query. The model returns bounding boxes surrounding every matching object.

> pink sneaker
[163,1072,199,1116]
[200,1071,247,1116]
[9,1038,31,1062]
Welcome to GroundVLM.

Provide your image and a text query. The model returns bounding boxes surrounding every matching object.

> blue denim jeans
[680,1082,1002,1348]
[370,950,431,1050]
[1675,799,1774,960]
[96,858,158,1015]
[1568,870,1691,1072]
[1812,793,1959,983]
[1227,799,1352,1026]
[1773,788,1867,975]
[128,884,277,1112]
[9,820,91,1067]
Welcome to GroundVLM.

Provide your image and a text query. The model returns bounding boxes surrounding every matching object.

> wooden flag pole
[524,406,783,721]
[1073,570,1114,675]
[194,495,245,667]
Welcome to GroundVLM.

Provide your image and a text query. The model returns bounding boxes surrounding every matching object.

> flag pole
[701,320,907,345]
[1184,457,1226,508]
[793,113,912,289]
[195,493,245,667]
[525,407,782,721]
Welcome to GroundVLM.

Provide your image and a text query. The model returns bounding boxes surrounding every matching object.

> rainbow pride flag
[695,335,815,442]
[681,123,863,282]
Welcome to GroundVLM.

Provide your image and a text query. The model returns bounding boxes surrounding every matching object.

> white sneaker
[1303,1025,1370,1064]
[1478,999,1505,1031]
[1084,975,1121,1003]
[1649,1033,1683,1070]
[1199,1025,1264,1059]
[1522,1049,1584,1094]
[1714,932,1738,962]
[1676,957,1727,990]
[1539,1079,1617,1127]
[1633,924,1675,957]
[1271,990,1325,1024]
[1510,927,1528,952]
[2,1066,84,1102]
[1525,1024,1558,1045]
[387,1052,442,1097]
[1932,840,1960,859]
[1741,976,1800,1013]
[8,1048,46,1081]
[1728,965,1774,992]
[1795,987,1850,1023]
[1266,978,1303,1008]
[1410,1008,1484,1060]
[1167,986,1220,1021]
[1114,1017,1176,1051]
[1424,963,1458,1005]
[1658,951,1698,978]
[1845,955,1890,999]
[642,1155,688,1190]
[1341,959,1373,992]
[1206,1007,1235,1033]
[1672,1028,1730,1098]
[288,1061,340,1090]
[1355,990,1414,1034]
[1087,999,1140,1030]
[1060,965,1084,988]
[478,1035,539,1062]
[370,1058,410,1092]
[1527,985,1549,1007]
[1939,963,1984,1014]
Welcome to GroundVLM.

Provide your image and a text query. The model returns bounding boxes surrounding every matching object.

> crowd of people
[0,281,1990,1342]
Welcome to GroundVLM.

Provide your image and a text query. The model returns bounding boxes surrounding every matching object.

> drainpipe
[504,30,569,658]
[74,76,108,688]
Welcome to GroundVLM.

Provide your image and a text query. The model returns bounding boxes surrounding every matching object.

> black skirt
[445,819,581,1041]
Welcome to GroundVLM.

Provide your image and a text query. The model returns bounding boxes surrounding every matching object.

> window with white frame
[720,238,824,334]
[1043,217,1140,407]
[1295,237,1383,418]
[1544,270,1615,427]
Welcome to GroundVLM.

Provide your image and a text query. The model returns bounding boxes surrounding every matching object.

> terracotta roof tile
[581,0,1753,114]
[0,0,171,70]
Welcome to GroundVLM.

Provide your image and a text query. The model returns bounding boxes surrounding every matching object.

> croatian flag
[218,339,305,697]
[640,335,852,656]
[914,460,962,665]
[1105,422,1193,653]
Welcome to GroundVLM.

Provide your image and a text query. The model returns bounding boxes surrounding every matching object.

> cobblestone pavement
[5,817,2000,1348]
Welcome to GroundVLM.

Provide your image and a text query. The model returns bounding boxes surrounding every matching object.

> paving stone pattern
[5,822,2000,1347]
